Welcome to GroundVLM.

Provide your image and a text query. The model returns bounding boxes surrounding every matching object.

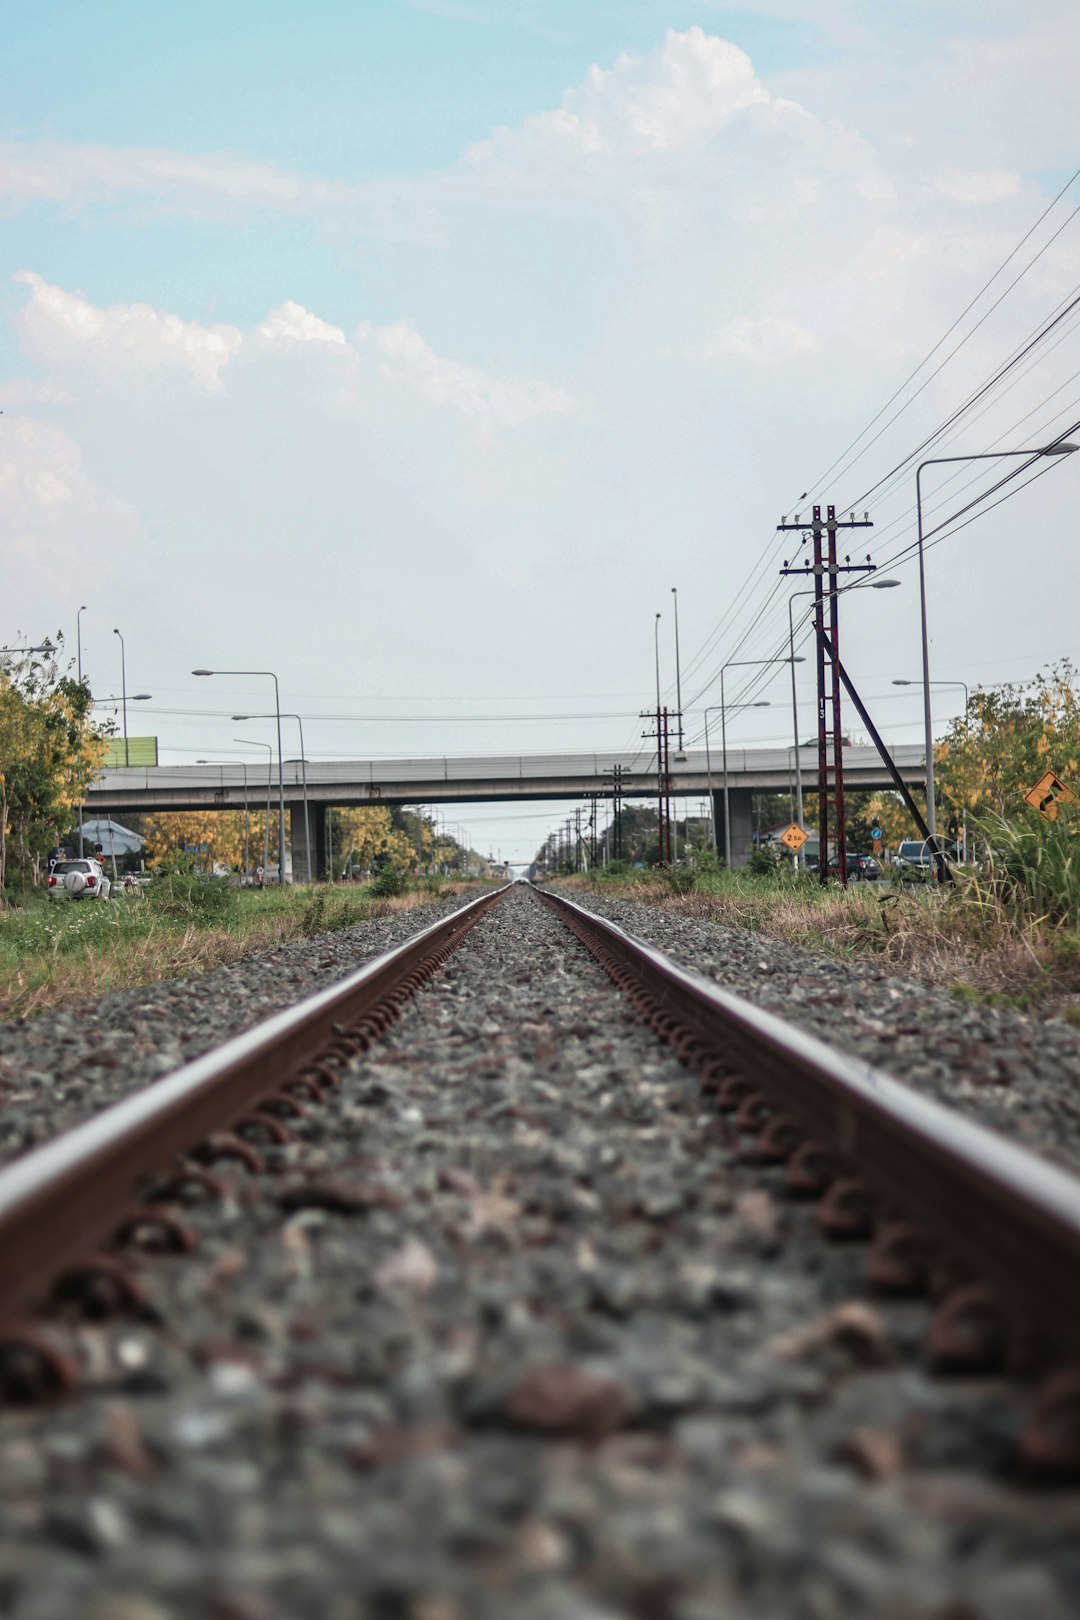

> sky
[3,0,1079,862]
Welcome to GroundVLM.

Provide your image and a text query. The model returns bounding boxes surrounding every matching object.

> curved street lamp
[786,577,901,840]
[234,739,274,879]
[703,702,769,856]
[195,668,286,886]
[233,712,311,883]
[720,657,804,868]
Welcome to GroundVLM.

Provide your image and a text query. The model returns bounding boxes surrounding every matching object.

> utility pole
[662,707,673,862]
[780,504,873,886]
[602,764,629,860]
[640,707,673,864]
[671,587,684,753]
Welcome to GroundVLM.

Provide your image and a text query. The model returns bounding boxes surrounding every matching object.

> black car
[826,851,881,881]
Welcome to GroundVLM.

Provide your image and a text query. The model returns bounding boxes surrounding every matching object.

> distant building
[74,818,144,858]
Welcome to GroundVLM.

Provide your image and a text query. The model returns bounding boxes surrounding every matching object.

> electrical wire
[806,168,1080,506]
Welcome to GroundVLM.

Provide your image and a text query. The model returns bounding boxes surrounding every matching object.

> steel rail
[0,884,509,1331]
[536,885,1080,1374]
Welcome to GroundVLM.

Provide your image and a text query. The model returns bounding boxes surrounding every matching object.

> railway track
[2,880,1079,1613]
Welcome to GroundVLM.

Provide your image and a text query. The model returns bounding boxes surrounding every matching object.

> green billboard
[103,736,159,768]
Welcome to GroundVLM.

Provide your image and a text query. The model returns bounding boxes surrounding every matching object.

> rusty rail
[7,874,1080,1469]
[0,884,508,1338]
[536,885,1080,1465]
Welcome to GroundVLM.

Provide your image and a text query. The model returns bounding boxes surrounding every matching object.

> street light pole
[720,658,802,868]
[75,606,87,855]
[112,629,128,766]
[235,740,272,879]
[234,712,311,882]
[787,576,902,848]
[195,668,286,885]
[653,613,662,721]
[703,703,771,858]
[671,587,684,754]
[915,441,1077,839]
[198,759,251,874]
[893,678,970,860]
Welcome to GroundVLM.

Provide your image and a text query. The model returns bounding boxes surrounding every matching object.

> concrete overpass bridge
[87,743,926,873]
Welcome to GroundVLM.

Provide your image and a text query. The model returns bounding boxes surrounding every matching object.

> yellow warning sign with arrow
[1024,770,1078,821]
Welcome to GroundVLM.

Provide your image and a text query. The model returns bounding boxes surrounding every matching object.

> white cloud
[695,315,822,367]
[0,377,73,405]
[0,140,349,217]
[14,271,242,392]
[3,17,1078,833]
[467,27,767,172]
[11,273,573,433]
[932,170,1022,206]
[356,318,576,429]
[0,417,136,578]
[256,301,347,346]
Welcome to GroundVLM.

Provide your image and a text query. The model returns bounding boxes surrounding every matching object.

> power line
[802,165,1080,506]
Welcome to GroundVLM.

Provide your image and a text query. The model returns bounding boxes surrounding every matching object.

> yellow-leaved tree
[0,643,109,891]
[138,809,273,871]
[331,806,416,875]
[936,661,1080,818]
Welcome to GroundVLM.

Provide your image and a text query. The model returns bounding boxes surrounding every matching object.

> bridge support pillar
[290,804,328,883]
[712,788,755,869]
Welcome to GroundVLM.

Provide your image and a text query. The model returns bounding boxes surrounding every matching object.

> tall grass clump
[298,886,369,935]
[150,871,236,922]
[971,808,1080,927]
[369,863,410,898]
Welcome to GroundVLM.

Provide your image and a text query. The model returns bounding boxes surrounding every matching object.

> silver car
[47,858,112,901]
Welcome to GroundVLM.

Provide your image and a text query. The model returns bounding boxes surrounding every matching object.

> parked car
[826,852,882,881]
[894,839,934,869]
[47,858,112,901]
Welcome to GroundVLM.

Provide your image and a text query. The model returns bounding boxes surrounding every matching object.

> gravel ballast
[0,891,497,1168]
[1,886,1078,1619]
[554,885,1080,1178]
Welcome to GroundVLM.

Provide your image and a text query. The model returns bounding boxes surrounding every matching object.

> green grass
[558,860,1080,1017]
[0,876,484,1020]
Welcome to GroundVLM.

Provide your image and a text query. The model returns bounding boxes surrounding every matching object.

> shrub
[603,858,632,879]
[747,842,783,877]
[299,885,368,935]
[973,807,1080,926]
[370,864,409,898]
[149,871,236,921]
[662,864,698,895]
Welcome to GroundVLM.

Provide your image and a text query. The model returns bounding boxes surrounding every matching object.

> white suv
[47,858,112,901]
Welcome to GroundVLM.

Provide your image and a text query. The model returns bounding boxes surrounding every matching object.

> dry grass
[560,873,1080,1019]
[0,879,485,1021]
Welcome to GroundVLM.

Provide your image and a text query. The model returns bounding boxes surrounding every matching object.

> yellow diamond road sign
[1024,770,1078,821]
[779,823,809,852]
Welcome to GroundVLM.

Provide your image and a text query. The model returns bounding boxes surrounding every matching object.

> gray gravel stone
[555,885,1080,1176]
[0,886,1078,1617]
[0,891,492,1167]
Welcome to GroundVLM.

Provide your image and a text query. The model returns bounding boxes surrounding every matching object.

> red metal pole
[827,505,848,887]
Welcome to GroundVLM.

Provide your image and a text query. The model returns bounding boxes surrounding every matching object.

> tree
[936,661,1080,818]
[329,806,415,877]
[0,640,109,892]
[137,809,259,871]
